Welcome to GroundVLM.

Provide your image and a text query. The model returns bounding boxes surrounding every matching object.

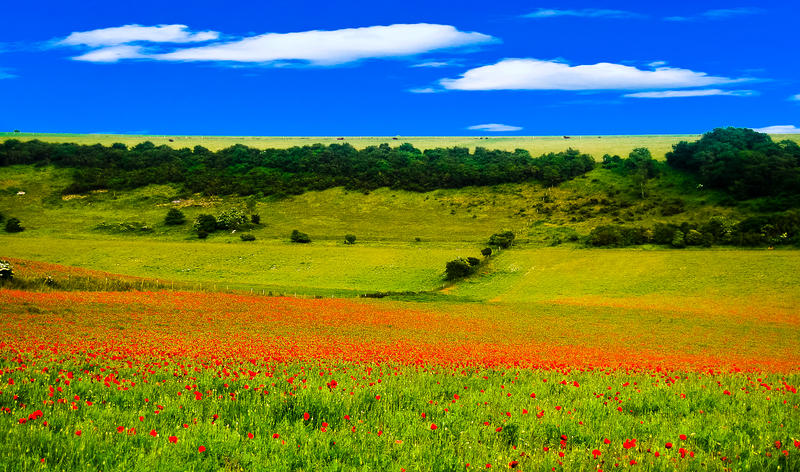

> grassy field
[0,163,743,246]
[3,132,799,159]
[2,135,800,470]
[1,132,703,159]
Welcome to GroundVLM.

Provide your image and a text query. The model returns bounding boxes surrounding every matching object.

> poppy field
[1,288,798,471]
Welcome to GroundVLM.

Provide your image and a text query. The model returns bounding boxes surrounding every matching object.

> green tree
[193,214,217,235]
[488,231,515,248]
[445,258,474,280]
[164,208,186,226]
[4,217,23,233]
[291,230,311,243]
[344,234,356,245]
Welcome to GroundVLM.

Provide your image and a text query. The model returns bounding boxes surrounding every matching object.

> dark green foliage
[0,212,4,223]
[291,230,311,243]
[197,230,209,239]
[193,214,217,234]
[685,229,704,246]
[671,231,686,248]
[666,127,800,202]
[251,214,261,224]
[164,208,186,226]
[603,148,661,198]
[4,217,23,233]
[481,247,492,257]
[95,221,152,233]
[0,260,13,280]
[0,139,595,197]
[445,258,475,280]
[239,233,256,241]
[467,257,480,266]
[660,198,685,216]
[488,231,515,248]
[344,234,356,245]
[588,210,800,248]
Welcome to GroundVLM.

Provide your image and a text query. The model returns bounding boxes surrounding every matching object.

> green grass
[3,132,798,159]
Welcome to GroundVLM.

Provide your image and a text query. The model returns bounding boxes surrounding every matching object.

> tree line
[0,140,595,196]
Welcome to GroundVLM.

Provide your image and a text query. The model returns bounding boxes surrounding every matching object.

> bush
[488,230,515,248]
[481,247,492,257]
[671,230,686,248]
[250,214,261,224]
[685,229,704,246]
[344,234,356,245]
[0,260,12,280]
[291,230,311,243]
[467,257,480,266]
[445,258,474,280]
[193,214,217,234]
[217,208,248,230]
[239,233,256,241]
[164,208,186,226]
[588,225,623,247]
[197,230,209,239]
[5,217,24,233]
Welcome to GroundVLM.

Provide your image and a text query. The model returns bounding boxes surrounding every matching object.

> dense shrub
[164,208,186,226]
[666,127,800,202]
[467,257,481,267]
[197,230,209,239]
[671,231,686,248]
[250,214,261,224]
[291,230,311,243]
[344,234,356,245]
[193,214,217,234]
[445,258,474,280]
[239,233,256,241]
[0,139,595,197]
[488,231,515,248]
[4,217,23,233]
[481,247,492,257]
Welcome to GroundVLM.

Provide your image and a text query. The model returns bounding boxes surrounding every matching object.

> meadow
[1,133,800,470]
[1,133,707,159]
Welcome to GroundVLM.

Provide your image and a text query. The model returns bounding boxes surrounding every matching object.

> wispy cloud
[665,7,763,22]
[408,87,439,94]
[411,61,455,68]
[790,94,800,101]
[523,8,644,19]
[60,24,219,47]
[753,125,800,134]
[625,89,757,98]
[467,123,522,132]
[439,59,748,91]
[59,24,497,65]
[0,69,15,79]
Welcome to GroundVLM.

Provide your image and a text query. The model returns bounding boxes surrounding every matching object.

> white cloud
[523,9,643,19]
[665,7,763,22]
[467,123,523,132]
[411,61,453,68]
[625,89,756,98]
[153,24,495,65]
[73,45,146,62]
[440,59,745,91]
[408,87,439,94]
[0,69,15,79]
[753,125,800,134]
[790,94,800,101]
[61,24,219,47]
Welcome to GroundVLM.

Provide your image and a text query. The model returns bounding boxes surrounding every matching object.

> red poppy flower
[198,446,206,453]
[303,412,310,421]
[169,436,178,443]
[431,424,438,430]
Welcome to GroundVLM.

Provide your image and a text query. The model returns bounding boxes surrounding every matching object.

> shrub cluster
[588,211,800,248]
[0,140,595,196]
[666,127,800,203]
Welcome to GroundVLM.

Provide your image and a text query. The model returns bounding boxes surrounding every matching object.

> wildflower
[169,436,178,443]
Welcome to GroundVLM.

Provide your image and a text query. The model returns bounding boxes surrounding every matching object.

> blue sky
[1,0,798,136]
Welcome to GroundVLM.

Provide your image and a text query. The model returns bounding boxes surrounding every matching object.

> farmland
[1,131,800,471]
